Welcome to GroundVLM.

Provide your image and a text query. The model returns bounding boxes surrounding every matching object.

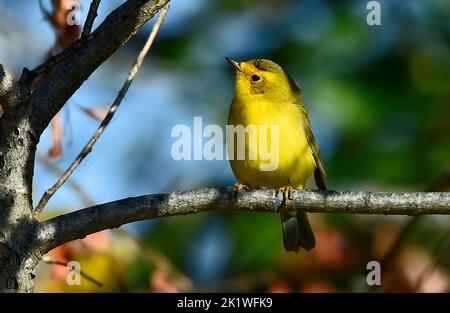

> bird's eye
[251,74,261,82]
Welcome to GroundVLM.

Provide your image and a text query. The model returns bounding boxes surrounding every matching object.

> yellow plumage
[226,58,326,252]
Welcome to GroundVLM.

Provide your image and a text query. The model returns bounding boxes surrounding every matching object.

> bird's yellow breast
[227,95,316,189]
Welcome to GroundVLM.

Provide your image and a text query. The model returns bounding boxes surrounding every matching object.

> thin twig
[379,216,422,268]
[21,0,82,85]
[36,154,95,208]
[29,0,170,135]
[34,4,170,216]
[41,256,103,287]
[428,166,450,193]
[23,0,166,85]
[112,229,193,291]
[38,0,51,18]
[371,165,450,292]
[412,227,450,291]
[82,0,101,37]
[21,47,68,85]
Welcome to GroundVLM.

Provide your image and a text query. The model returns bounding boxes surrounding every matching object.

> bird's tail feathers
[281,210,316,252]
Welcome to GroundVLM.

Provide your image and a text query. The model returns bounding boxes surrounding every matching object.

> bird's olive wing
[285,71,327,190]
[299,104,327,191]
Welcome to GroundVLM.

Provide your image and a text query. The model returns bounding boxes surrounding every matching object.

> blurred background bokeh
[0,0,449,292]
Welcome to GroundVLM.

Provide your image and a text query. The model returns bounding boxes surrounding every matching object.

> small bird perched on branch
[226,57,327,252]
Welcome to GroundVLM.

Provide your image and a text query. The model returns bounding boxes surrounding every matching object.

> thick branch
[34,4,170,215]
[29,0,169,136]
[0,64,28,111]
[34,188,450,253]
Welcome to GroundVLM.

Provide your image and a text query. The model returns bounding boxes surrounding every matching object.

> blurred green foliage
[140,0,450,291]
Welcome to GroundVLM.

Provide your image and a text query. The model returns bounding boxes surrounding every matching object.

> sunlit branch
[34,187,450,253]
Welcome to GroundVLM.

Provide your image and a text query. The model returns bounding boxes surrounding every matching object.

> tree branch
[41,256,102,287]
[0,64,28,111]
[34,188,450,253]
[36,154,95,207]
[34,3,170,216]
[371,165,450,292]
[428,166,450,192]
[82,0,102,38]
[29,0,169,136]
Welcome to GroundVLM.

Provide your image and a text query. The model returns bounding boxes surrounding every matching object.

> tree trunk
[0,106,40,292]
[0,0,170,292]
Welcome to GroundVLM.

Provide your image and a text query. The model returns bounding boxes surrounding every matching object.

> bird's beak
[225,57,242,72]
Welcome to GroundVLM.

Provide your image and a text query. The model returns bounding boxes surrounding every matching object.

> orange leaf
[149,271,180,293]
[48,113,63,159]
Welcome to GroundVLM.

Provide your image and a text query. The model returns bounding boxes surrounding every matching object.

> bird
[225,57,327,252]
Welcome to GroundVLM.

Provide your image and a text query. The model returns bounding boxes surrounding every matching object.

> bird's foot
[275,184,293,213]
[234,183,249,199]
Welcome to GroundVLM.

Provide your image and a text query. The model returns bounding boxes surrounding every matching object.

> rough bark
[29,0,169,136]
[0,0,168,292]
[34,188,450,254]
[0,65,28,111]
[0,83,37,292]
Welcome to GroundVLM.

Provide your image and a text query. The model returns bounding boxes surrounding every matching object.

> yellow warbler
[226,58,326,252]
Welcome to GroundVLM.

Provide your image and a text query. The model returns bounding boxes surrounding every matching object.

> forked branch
[34,4,170,216]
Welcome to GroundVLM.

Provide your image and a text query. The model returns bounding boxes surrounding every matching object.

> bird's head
[225,57,302,103]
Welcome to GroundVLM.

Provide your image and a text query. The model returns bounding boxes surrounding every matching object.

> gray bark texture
[0,0,449,293]
[34,188,450,254]
[0,0,168,293]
